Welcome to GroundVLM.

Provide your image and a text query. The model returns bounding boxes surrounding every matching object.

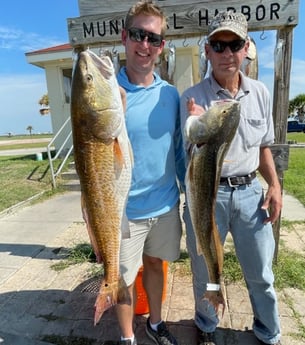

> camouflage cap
[208,11,248,40]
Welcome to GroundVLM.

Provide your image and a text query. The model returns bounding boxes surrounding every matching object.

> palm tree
[288,93,305,115]
[26,125,34,136]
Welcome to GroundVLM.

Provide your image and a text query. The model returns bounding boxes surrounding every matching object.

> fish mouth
[80,50,114,78]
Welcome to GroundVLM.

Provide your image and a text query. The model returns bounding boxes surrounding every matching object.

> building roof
[26,43,72,56]
[25,43,74,68]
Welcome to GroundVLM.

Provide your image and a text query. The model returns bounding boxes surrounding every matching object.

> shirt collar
[209,71,250,100]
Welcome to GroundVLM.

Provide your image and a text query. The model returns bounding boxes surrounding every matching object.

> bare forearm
[258,146,282,223]
[258,146,280,187]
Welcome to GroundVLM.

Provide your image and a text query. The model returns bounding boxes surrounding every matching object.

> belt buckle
[227,176,239,188]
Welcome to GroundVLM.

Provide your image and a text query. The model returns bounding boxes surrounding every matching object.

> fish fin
[195,239,204,256]
[203,277,226,317]
[117,276,132,305]
[94,276,131,325]
[81,194,102,263]
[203,290,226,317]
[114,138,125,169]
[119,86,127,113]
[82,277,103,294]
[121,211,131,239]
[212,220,224,272]
[114,136,133,169]
[128,140,134,167]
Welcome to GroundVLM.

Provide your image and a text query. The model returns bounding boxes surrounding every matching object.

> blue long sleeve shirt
[117,67,185,220]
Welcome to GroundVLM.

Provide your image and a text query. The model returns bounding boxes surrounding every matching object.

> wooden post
[271,28,293,263]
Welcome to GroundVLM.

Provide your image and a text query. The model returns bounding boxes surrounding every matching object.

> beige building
[26,43,75,153]
[26,41,202,153]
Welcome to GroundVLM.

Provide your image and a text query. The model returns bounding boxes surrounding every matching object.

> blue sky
[0,1,304,135]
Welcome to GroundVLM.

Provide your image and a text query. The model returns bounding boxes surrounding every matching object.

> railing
[47,117,74,188]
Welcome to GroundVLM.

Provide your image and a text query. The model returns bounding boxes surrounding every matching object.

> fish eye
[86,74,93,81]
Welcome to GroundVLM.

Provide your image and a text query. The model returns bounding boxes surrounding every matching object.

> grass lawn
[0,132,304,212]
[0,154,64,213]
[0,134,53,151]
[286,132,305,144]
[284,148,305,206]
[0,134,52,141]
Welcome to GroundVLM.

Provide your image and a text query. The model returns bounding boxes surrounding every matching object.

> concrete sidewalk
[0,190,304,345]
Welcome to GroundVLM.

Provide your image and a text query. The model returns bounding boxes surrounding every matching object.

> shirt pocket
[242,118,267,149]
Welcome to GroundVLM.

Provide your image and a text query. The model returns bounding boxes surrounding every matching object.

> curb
[0,191,46,219]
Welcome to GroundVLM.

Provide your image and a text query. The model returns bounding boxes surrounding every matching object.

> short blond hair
[125,0,167,36]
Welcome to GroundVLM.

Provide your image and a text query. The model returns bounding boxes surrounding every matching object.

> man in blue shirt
[106,2,185,345]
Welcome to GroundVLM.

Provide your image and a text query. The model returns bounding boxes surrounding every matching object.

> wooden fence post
[271,28,293,263]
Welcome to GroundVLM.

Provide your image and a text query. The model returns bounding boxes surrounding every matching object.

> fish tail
[94,276,131,325]
[117,275,132,304]
[203,285,226,317]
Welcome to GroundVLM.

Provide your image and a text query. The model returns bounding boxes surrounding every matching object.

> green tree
[289,93,305,115]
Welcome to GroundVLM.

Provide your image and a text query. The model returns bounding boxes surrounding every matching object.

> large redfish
[70,49,133,325]
[185,100,240,314]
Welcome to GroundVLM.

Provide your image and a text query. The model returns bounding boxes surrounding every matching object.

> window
[62,68,72,104]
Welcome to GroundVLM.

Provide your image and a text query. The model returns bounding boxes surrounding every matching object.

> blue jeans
[183,177,281,344]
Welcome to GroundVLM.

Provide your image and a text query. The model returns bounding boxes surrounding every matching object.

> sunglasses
[128,27,164,47]
[209,39,246,53]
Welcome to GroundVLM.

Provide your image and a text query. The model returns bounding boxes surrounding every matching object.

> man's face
[206,31,249,77]
[122,14,165,75]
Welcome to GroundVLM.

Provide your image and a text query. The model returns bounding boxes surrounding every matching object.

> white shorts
[119,202,182,286]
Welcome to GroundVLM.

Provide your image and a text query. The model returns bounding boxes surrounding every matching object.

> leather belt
[219,171,256,187]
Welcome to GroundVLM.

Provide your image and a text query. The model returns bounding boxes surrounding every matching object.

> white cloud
[259,57,305,101]
[250,31,305,100]
[0,26,20,40]
[0,73,52,135]
[289,58,305,99]
[251,30,276,70]
[0,25,64,52]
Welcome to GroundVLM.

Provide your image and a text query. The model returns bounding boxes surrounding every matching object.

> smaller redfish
[185,100,241,314]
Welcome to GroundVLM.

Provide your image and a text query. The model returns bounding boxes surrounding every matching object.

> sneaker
[121,340,137,345]
[197,329,216,345]
[257,339,281,345]
[145,318,178,345]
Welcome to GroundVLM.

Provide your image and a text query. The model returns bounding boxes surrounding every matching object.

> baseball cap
[208,11,248,41]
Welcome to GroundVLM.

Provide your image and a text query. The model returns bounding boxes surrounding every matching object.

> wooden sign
[68,0,299,47]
